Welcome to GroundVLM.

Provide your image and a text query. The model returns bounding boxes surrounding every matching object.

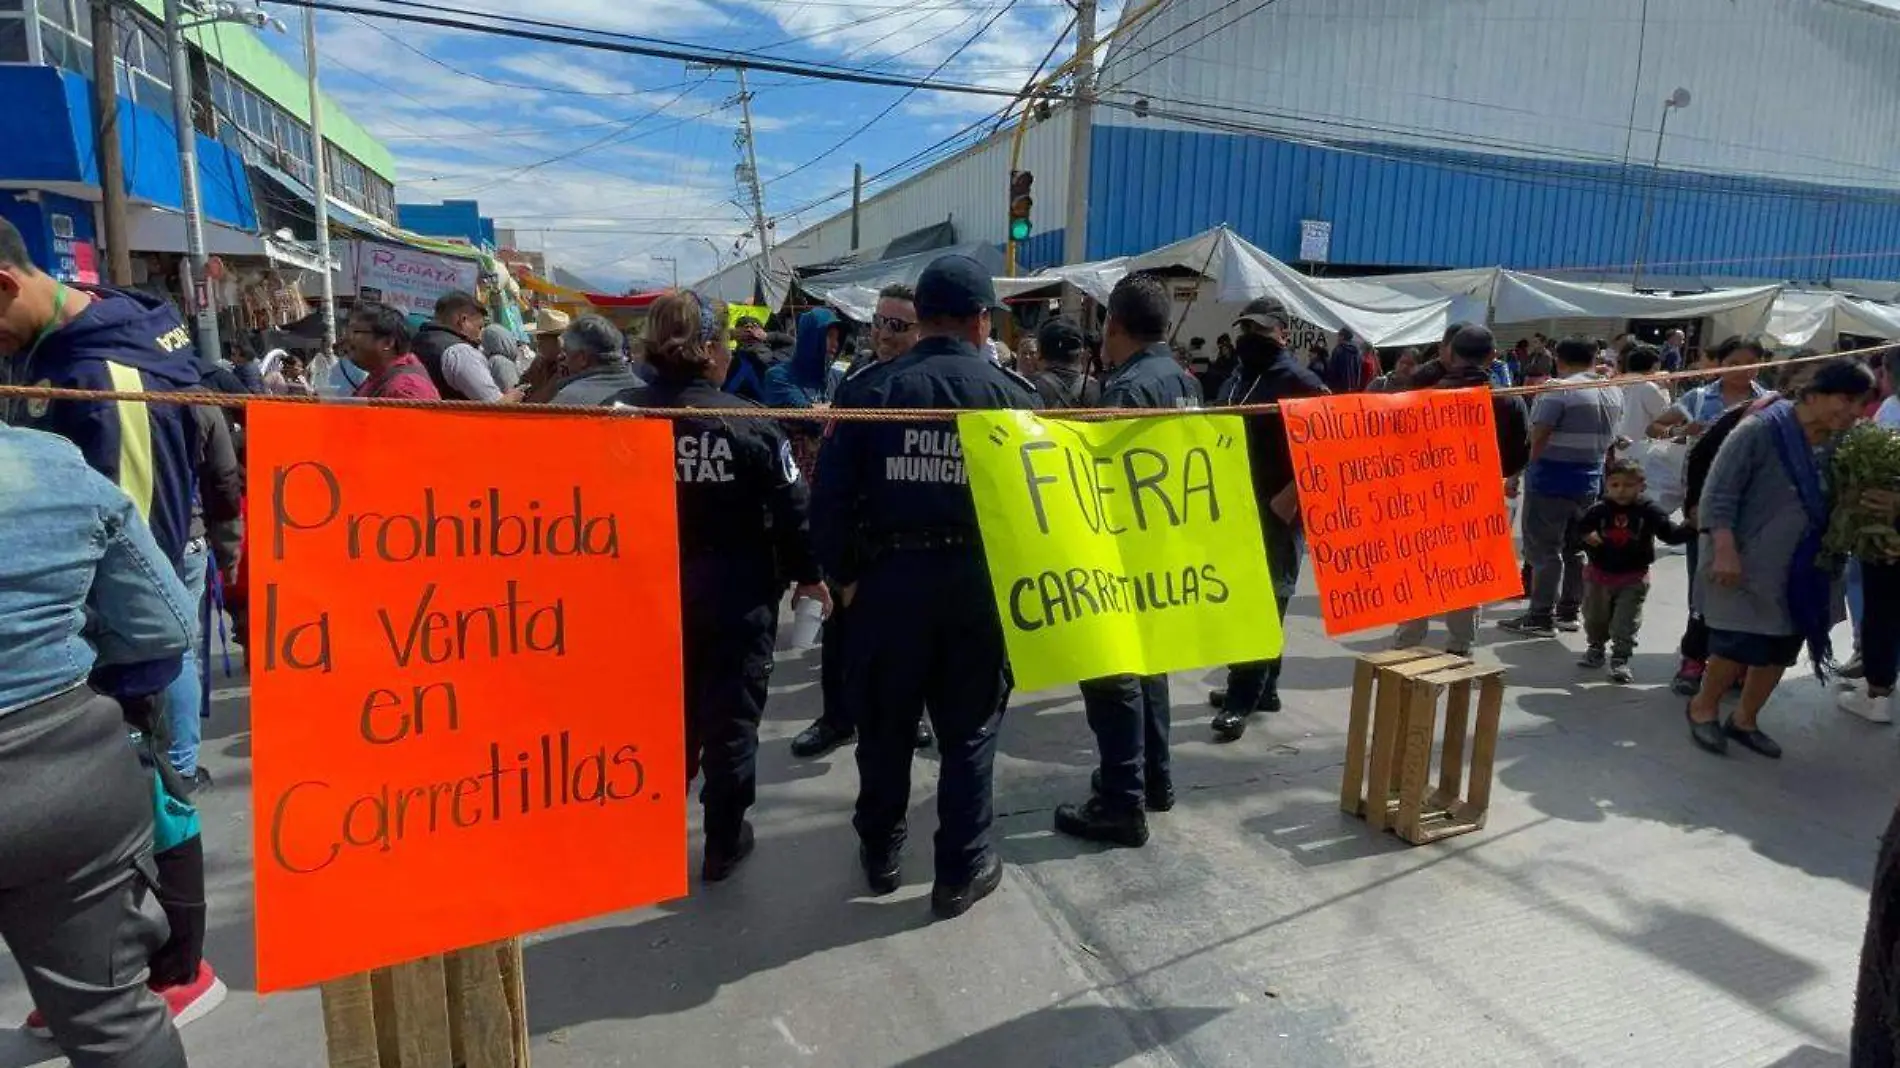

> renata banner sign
[351,240,480,316]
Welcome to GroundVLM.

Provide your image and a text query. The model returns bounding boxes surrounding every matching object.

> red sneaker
[20,1008,49,1040]
[152,961,227,1029]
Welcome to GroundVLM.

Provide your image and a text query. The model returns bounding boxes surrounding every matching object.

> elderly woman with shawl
[1686,359,1875,757]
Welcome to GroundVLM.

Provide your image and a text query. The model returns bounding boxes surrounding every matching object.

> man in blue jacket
[0,217,226,1033]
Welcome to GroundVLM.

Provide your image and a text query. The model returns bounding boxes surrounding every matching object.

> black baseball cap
[914,254,998,320]
[1037,316,1087,360]
[1451,323,1497,359]
[1234,296,1290,329]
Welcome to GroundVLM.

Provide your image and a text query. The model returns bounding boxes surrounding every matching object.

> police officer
[1209,297,1328,742]
[791,283,935,759]
[1053,273,1201,848]
[812,254,1038,918]
[611,290,829,882]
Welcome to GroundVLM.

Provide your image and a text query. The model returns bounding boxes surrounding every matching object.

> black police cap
[1234,295,1290,329]
[1037,316,1086,360]
[914,254,999,320]
[1451,323,1497,359]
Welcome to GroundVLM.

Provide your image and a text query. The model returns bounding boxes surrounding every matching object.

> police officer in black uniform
[812,254,1038,918]
[1053,274,1202,848]
[611,290,829,882]
[1209,297,1328,742]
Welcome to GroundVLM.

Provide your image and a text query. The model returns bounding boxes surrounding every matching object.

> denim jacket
[0,425,194,714]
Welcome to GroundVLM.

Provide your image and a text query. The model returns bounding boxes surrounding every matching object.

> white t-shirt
[1876,395,1900,430]
[1619,380,1671,441]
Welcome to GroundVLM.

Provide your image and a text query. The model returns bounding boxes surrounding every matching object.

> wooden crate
[320,939,530,1068]
[1341,649,1504,845]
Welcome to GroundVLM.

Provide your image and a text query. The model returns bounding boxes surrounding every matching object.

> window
[0,17,26,62]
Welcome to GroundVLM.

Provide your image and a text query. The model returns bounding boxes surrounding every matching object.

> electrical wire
[989,11,1076,136]
[339,13,704,99]
[763,0,1022,189]
[269,0,1059,101]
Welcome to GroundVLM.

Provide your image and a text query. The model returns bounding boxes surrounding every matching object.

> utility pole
[850,162,862,252]
[89,1,133,285]
[303,6,336,357]
[1061,0,1097,313]
[735,67,771,262]
[164,0,221,364]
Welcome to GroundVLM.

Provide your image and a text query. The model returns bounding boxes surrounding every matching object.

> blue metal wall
[1090,124,1900,283]
[0,66,256,230]
[398,200,497,248]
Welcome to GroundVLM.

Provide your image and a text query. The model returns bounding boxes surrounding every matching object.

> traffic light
[1008,170,1034,243]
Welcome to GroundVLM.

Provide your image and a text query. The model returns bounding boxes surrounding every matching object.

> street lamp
[1631,87,1692,291]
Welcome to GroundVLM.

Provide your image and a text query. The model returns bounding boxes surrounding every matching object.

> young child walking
[1576,459,1694,683]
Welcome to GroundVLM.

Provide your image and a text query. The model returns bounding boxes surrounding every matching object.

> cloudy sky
[260,0,1096,291]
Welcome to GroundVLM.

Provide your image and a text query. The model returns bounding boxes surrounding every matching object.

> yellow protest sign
[959,411,1282,691]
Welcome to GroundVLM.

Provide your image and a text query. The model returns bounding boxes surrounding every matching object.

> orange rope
[0,342,1886,420]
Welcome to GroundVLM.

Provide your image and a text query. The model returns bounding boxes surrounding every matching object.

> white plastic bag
[1633,439,1689,515]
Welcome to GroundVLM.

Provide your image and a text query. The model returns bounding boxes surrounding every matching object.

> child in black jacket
[1577,459,1695,682]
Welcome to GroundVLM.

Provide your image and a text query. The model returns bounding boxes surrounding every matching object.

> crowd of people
[11,206,1900,1065]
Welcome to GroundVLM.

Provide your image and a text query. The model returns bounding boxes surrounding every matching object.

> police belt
[871,528,980,555]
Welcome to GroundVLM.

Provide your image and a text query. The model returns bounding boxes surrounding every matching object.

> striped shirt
[1528,372,1624,498]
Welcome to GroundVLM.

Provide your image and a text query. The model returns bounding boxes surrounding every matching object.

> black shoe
[1054,797,1150,847]
[702,821,755,883]
[1208,689,1227,710]
[791,719,854,759]
[1091,769,1175,812]
[914,721,934,750]
[931,852,1003,919]
[860,843,901,896]
[1578,647,1606,669]
[1554,615,1582,633]
[1211,709,1249,743]
[1723,719,1783,759]
[1260,688,1282,713]
[1686,705,1727,755]
[1671,660,1704,697]
[1499,616,1557,639]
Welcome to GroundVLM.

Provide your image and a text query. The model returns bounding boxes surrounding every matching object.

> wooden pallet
[320,939,530,1068]
[1341,648,1504,845]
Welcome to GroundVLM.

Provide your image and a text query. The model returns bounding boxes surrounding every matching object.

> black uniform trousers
[818,586,856,731]
[682,557,779,846]
[1223,514,1302,713]
[851,548,1011,884]
[1079,674,1170,811]
[0,686,185,1068]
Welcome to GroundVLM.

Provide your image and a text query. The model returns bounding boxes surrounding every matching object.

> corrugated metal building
[701,0,1900,298]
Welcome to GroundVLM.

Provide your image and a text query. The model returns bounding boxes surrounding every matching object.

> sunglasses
[875,315,917,333]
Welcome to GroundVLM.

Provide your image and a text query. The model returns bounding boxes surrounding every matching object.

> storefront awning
[128,206,333,273]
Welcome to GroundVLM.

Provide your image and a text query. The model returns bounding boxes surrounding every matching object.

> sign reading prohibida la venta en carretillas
[1279,388,1520,636]
[247,405,686,992]
[958,411,1282,692]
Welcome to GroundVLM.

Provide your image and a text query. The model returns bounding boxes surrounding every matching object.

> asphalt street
[0,552,1888,1067]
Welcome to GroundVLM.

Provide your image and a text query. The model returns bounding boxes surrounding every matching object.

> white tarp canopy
[1213,229,1459,347]
[1491,272,1780,339]
[1767,290,1900,348]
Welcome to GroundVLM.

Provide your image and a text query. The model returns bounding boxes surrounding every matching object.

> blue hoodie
[764,307,845,408]
[6,287,200,571]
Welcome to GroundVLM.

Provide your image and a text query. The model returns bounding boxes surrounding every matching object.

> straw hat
[531,307,572,336]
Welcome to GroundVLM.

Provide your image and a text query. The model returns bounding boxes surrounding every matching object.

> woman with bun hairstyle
[609,291,830,882]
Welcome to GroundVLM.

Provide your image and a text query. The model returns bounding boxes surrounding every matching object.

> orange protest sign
[1280,389,1519,635]
[247,404,686,993]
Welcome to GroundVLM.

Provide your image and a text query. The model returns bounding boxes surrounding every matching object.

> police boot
[1053,797,1150,848]
[931,852,1003,919]
[702,820,756,883]
[1091,768,1174,812]
[861,842,902,896]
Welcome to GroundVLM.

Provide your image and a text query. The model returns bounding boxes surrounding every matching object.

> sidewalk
[0,554,1886,1067]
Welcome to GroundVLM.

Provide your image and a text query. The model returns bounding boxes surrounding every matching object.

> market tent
[801,242,1005,321]
[1491,271,1780,338]
[1214,229,1459,347]
[1769,290,1900,347]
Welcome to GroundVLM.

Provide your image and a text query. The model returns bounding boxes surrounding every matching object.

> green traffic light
[1009,218,1032,242]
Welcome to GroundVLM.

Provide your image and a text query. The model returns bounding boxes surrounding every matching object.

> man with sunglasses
[792,283,932,759]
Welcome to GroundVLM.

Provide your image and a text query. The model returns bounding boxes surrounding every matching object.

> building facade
[702,0,1900,297]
